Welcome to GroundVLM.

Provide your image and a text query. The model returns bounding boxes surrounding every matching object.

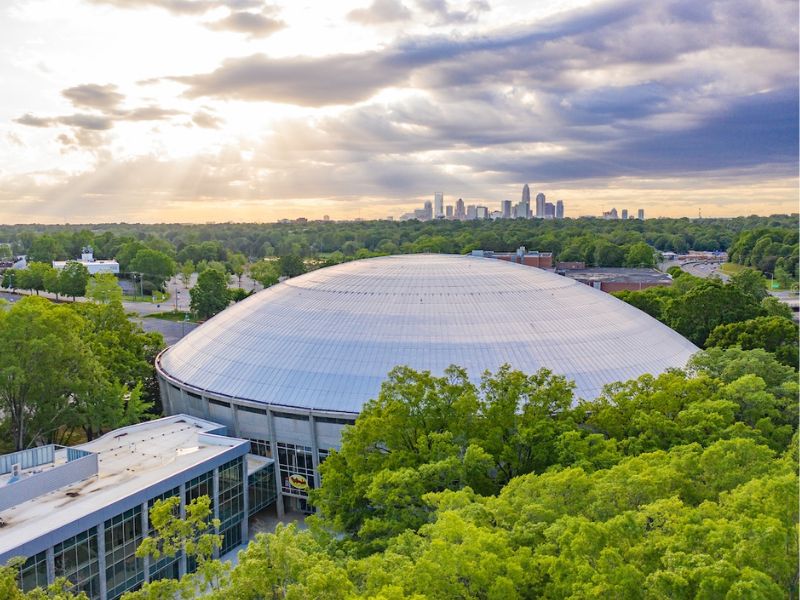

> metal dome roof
[157,254,698,413]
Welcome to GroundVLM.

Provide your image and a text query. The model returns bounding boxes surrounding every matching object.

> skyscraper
[466,205,477,220]
[517,185,529,218]
[455,198,465,220]
[501,200,512,219]
[556,200,564,219]
[621,209,628,220]
[434,192,444,219]
[446,205,453,218]
[424,201,433,221]
[536,193,546,218]
[544,202,555,219]
[637,208,645,220]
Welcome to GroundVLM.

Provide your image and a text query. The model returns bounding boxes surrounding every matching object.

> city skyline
[0,0,797,224]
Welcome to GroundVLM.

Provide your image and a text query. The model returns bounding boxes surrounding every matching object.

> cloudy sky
[0,0,797,223]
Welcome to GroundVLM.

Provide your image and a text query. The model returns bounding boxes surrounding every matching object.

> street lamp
[175,290,180,313]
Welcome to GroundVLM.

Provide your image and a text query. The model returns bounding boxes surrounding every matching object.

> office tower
[434,192,444,219]
[556,200,564,219]
[544,202,555,219]
[501,200,512,219]
[423,201,433,221]
[476,206,488,219]
[535,193,546,218]
[522,184,530,204]
[455,198,466,220]
[621,209,628,220]
[446,205,453,218]
[466,205,477,220]
[637,208,645,220]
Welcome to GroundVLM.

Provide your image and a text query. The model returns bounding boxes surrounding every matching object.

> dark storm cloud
[62,83,125,110]
[348,0,412,25]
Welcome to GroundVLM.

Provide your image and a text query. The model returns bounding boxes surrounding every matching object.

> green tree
[730,268,768,301]
[664,280,761,345]
[27,235,65,263]
[623,242,656,267]
[278,255,306,277]
[127,496,226,600]
[190,269,231,320]
[179,260,195,289]
[1,268,17,290]
[129,249,176,290]
[593,240,625,267]
[0,297,94,450]
[17,262,56,296]
[58,262,90,300]
[86,273,123,303]
[706,316,798,368]
[248,261,279,288]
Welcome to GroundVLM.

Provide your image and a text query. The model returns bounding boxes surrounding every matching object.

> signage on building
[288,474,309,491]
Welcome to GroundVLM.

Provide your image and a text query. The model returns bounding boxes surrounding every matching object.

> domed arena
[156,254,697,513]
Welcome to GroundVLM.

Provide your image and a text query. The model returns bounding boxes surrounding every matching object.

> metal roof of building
[157,254,698,413]
[560,267,673,284]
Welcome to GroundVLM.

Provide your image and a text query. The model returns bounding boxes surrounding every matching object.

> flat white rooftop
[0,415,246,558]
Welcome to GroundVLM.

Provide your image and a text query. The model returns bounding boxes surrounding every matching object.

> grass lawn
[145,310,196,322]
[719,262,794,290]
[719,262,747,276]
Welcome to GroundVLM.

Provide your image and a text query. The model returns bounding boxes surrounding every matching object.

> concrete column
[309,415,321,514]
[45,547,55,587]
[231,403,242,438]
[309,415,320,489]
[266,408,284,518]
[178,483,186,577]
[96,522,108,600]
[141,502,150,584]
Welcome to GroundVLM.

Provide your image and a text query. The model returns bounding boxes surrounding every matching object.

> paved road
[679,261,729,282]
[131,317,199,345]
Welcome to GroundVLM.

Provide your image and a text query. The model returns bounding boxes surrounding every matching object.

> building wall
[572,280,672,293]
[8,445,251,600]
[158,375,355,516]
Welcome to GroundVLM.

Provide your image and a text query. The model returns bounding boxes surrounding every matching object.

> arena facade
[156,254,698,514]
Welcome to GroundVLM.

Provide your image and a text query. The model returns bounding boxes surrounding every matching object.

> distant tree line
[614,267,797,364]
[0,215,796,273]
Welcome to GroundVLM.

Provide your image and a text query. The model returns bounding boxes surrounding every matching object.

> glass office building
[0,415,276,600]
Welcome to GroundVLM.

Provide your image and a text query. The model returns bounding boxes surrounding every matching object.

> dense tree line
[0,215,796,271]
[729,227,799,285]
[9,348,790,599]
[614,267,798,351]
[0,297,164,452]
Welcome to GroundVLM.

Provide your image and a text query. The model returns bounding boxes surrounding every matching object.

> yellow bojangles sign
[288,474,309,491]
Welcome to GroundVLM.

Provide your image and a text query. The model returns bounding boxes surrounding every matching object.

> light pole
[175,290,180,313]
